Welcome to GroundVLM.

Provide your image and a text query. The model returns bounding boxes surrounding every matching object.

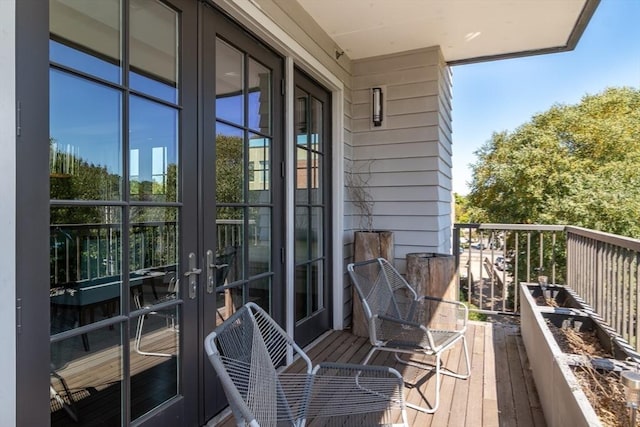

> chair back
[348,258,418,323]
[204,302,313,426]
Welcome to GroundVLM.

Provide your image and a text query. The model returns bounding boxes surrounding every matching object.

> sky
[451,0,640,195]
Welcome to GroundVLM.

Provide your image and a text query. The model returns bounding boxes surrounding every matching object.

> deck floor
[215,320,546,427]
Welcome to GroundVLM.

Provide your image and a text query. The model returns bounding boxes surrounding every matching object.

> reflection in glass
[310,152,322,204]
[216,123,244,204]
[248,134,271,195]
[130,0,179,103]
[50,325,123,426]
[130,309,179,421]
[216,39,244,125]
[295,207,309,264]
[311,97,324,153]
[216,285,243,326]
[129,206,179,304]
[311,260,323,312]
[295,264,307,322]
[295,90,308,145]
[249,276,271,314]
[296,147,309,198]
[215,245,239,288]
[50,69,122,201]
[248,59,271,134]
[50,0,121,83]
[311,207,323,259]
[217,207,244,281]
[50,206,122,334]
[294,261,323,322]
[130,96,179,202]
[249,207,271,276]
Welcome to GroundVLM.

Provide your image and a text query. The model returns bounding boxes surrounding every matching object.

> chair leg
[394,336,471,380]
[405,352,440,414]
[51,371,79,422]
[134,314,173,357]
[361,345,378,365]
[393,337,471,414]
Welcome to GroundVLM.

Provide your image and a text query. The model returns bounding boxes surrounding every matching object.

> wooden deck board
[482,323,499,427]
[463,321,485,426]
[493,324,517,427]
[215,320,547,427]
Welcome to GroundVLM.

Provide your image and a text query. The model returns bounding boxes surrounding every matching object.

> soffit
[296,0,599,64]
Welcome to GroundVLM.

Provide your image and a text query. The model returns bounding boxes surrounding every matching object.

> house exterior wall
[350,47,454,273]
[0,0,17,424]
[233,1,454,328]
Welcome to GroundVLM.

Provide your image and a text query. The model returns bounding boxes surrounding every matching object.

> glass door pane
[293,69,331,347]
[213,37,276,318]
[201,9,283,421]
[49,1,184,424]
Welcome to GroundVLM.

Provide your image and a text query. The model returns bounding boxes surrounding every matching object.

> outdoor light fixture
[372,87,383,127]
[621,369,640,426]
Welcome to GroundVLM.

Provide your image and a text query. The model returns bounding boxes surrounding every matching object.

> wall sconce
[372,87,383,127]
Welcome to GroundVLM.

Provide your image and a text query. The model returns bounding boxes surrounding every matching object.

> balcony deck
[215,320,546,427]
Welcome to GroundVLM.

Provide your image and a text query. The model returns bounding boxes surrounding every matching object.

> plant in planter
[347,160,394,336]
[520,283,638,426]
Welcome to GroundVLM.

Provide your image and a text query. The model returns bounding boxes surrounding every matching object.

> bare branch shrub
[346,160,374,231]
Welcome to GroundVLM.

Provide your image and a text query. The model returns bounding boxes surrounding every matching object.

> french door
[293,69,332,347]
[47,1,283,425]
[196,5,285,422]
[49,0,196,425]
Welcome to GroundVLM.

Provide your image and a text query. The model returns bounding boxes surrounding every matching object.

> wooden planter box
[520,283,638,427]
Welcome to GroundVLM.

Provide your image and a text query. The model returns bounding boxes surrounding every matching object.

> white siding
[0,0,17,424]
[349,47,454,273]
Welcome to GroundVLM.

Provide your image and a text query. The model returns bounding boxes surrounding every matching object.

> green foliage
[468,87,640,238]
[216,134,244,211]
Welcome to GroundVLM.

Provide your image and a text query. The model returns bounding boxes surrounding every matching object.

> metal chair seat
[348,257,471,414]
[205,302,409,426]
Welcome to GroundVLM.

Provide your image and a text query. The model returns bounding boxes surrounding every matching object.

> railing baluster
[636,254,640,352]
[514,232,520,312]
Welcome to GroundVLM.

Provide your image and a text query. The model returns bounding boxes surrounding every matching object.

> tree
[468,87,640,238]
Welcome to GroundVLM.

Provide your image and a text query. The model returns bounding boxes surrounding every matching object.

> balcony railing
[566,226,640,350]
[454,223,640,352]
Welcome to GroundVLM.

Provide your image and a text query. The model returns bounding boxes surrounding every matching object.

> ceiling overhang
[296,0,600,65]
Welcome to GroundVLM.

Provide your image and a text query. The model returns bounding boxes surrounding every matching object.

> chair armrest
[417,296,468,329]
[420,295,467,309]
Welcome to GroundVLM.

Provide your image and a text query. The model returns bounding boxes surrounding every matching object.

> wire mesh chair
[204,302,408,427]
[347,257,471,414]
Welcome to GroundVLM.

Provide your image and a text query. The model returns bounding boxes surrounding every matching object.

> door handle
[184,252,201,299]
[206,249,229,294]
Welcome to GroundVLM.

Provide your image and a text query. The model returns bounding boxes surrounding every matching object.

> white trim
[331,89,345,329]
[0,0,17,424]
[284,57,295,347]
[213,0,346,330]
